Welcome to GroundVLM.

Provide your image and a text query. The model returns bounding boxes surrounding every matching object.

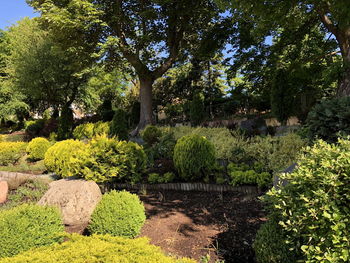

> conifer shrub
[173,134,216,181]
[26,137,51,161]
[88,190,146,238]
[68,135,147,183]
[141,125,162,146]
[0,204,64,258]
[0,234,195,263]
[110,109,128,140]
[44,139,86,177]
[0,142,27,166]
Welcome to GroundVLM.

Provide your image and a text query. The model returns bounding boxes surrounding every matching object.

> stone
[0,180,9,204]
[38,179,102,233]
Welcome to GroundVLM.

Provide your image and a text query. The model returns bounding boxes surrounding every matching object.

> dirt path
[139,191,266,263]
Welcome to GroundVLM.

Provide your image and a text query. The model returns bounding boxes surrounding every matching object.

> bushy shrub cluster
[227,163,271,188]
[73,121,110,140]
[148,172,176,184]
[141,125,163,146]
[306,97,350,143]
[0,204,64,258]
[44,139,86,177]
[0,142,27,166]
[88,190,146,238]
[173,134,216,181]
[0,234,195,263]
[26,137,51,161]
[262,138,350,263]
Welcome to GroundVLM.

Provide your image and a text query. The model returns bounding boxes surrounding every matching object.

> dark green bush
[306,97,350,142]
[44,139,87,177]
[0,234,195,263]
[57,105,74,140]
[253,218,297,263]
[68,135,147,183]
[110,109,128,140]
[88,190,146,238]
[189,92,205,126]
[26,137,51,161]
[25,119,45,138]
[265,138,350,263]
[173,134,216,181]
[0,204,64,258]
[141,125,162,146]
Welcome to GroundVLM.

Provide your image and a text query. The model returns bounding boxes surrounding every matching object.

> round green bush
[142,125,162,146]
[306,97,350,142]
[173,134,216,181]
[0,204,64,258]
[88,190,146,238]
[0,234,195,263]
[26,137,51,161]
[265,138,350,262]
[68,135,147,183]
[253,218,297,263]
[44,139,87,177]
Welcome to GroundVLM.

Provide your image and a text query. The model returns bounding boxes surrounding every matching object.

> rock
[38,179,102,233]
[0,180,9,204]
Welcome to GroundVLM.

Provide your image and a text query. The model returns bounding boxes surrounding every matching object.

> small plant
[173,134,216,181]
[142,125,163,146]
[0,204,64,258]
[88,190,146,238]
[147,172,175,184]
[227,163,272,188]
[26,137,51,161]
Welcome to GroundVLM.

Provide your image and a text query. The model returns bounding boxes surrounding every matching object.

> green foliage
[57,105,74,140]
[88,190,146,238]
[69,135,147,183]
[26,137,51,161]
[110,109,128,140]
[227,163,271,188]
[0,204,64,258]
[190,92,205,126]
[0,179,49,211]
[73,121,110,140]
[253,218,297,263]
[306,97,350,143]
[148,172,176,184]
[0,142,27,166]
[146,130,177,163]
[173,134,216,181]
[265,138,350,263]
[142,125,163,146]
[44,139,87,177]
[25,119,45,138]
[0,234,195,263]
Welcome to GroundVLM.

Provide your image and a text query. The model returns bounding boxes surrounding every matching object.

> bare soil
[139,190,266,263]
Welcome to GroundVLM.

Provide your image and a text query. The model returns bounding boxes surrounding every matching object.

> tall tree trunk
[131,76,154,136]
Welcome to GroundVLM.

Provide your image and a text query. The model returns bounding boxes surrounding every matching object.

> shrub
[73,121,110,140]
[44,139,86,177]
[88,190,146,238]
[25,119,45,138]
[265,138,350,263]
[110,109,128,140]
[148,172,175,184]
[253,218,297,263]
[0,204,64,258]
[145,131,177,163]
[189,92,205,126]
[142,125,162,146]
[306,97,350,143]
[57,105,73,140]
[227,163,271,188]
[0,234,195,263]
[173,134,216,181]
[26,137,51,161]
[68,135,147,183]
[0,142,27,166]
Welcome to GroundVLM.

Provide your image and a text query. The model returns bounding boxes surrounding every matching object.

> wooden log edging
[102,182,262,195]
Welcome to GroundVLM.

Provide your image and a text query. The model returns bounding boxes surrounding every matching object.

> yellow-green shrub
[69,136,147,183]
[26,137,51,161]
[88,190,146,238]
[44,139,86,177]
[0,234,195,263]
[73,121,110,140]
[173,134,216,181]
[0,142,27,166]
[0,204,64,258]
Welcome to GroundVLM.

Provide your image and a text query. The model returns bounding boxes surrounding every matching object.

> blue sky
[0,0,37,30]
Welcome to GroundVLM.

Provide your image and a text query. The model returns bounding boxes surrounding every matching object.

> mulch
[139,190,267,263]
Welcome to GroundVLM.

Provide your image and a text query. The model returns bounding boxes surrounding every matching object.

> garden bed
[139,190,266,263]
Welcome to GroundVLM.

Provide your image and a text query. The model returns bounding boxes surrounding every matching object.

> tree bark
[336,50,350,97]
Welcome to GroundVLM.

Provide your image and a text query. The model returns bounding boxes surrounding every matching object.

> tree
[28,0,223,133]
[218,0,350,97]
